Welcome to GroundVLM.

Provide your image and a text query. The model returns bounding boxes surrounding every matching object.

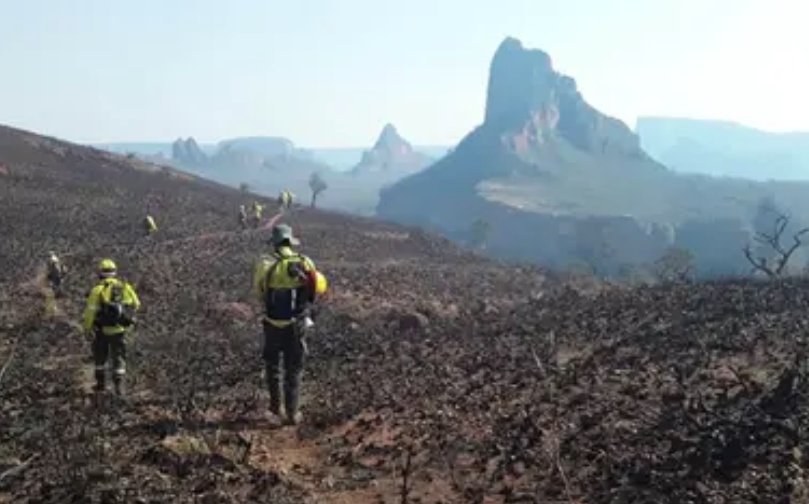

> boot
[94,370,106,393]
[113,375,125,397]
[265,363,282,416]
[284,410,303,426]
[284,383,301,425]
[269,399,281,417]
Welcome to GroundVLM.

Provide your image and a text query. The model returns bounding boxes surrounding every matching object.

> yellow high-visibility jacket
[82,278,141,335]
[253,246,316,327]
[252,203,263,218]
[145,215,158,233]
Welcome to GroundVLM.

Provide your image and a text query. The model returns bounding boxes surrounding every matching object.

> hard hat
[314,271,328,295]
[98,258,117,277]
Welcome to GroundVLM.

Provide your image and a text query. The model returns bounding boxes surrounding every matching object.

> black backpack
[263,255,313,321]
[96,281,136,328]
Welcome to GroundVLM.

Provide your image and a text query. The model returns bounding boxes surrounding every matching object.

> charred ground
[2,124,809,503]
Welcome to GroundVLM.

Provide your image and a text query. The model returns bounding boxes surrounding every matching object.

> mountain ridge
[636,116,809,180]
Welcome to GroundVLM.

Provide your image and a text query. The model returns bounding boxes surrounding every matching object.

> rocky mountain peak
[353,124,428,176]
[484,37,642,158]
[371,123,413,156]
[485,38,555,128]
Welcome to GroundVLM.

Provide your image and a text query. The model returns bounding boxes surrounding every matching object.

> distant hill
[93,142,450,171]
[157,127,437,216]
[637,117,809,181]
[378,37,809,276]
[96,141,216,157]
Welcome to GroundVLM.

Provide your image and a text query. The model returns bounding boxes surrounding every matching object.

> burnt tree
[309,172,328,208]
[743,211,809,278]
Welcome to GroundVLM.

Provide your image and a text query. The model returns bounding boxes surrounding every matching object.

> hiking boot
[284,411,303,426]
[94,371,106,393]
[113,377,125,397]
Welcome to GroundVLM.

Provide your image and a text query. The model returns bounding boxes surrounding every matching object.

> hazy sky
[1,0,807,147]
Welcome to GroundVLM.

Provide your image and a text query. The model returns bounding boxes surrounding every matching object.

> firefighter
[253,224,328,425]
[239,204,248,229]
[46,251,67,297]
[82,259,141,396]
[144,214,158,236]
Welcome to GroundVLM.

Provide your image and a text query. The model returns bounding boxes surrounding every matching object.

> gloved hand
[295,316,314,356]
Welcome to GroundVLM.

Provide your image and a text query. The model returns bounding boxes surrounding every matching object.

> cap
[270,224,300,246]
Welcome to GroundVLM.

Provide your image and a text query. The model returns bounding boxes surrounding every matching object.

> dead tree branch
[744,210,809,278]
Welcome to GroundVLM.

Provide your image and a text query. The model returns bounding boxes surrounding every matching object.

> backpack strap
[264,252,306,291]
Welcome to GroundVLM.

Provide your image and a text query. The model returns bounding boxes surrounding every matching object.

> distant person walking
[251,201,264,229]
[46,251,67,298]
[239,204,248,230]
[82,259,141,396]
[253,224,328,425]
[143,214,158,236]
[279,190,293,211]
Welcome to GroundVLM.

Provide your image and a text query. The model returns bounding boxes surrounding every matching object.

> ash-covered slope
[3,123,809,503]
[0,125,249,282]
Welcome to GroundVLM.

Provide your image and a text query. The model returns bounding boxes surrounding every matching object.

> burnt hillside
[2,125,809,503]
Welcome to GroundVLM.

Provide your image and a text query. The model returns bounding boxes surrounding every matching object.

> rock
[351,124,431,177]
[161,434,211,457]
[371,123,413,157]
[485,37,642,156]
[172,137,208,166]
[377,38,695,274]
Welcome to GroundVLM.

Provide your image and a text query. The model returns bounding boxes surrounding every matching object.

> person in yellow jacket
[251,201,264,228]
[82,259,141,396]
[279,190,294,210]
[144,214,158,236]
[46,251,67,298]
[253,224,327,425]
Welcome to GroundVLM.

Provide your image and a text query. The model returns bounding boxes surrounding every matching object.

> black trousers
[93,331,127,389]
[47,273,63,296]
[262,321,304,415]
